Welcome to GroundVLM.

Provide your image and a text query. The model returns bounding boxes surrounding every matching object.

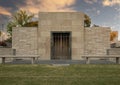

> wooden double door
[51,32,71,60]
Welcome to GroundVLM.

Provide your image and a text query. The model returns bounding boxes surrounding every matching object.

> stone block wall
[12,27,38,55]
[0,48,13,55]
[38,12,85,60]
[106,48,120,62]
[85,27,111,55]
[107,48,120,55]
[0,48,13,63]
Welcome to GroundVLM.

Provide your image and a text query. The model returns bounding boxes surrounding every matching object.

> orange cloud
[19,0,76,15]
[0,7,11,16]
[102,0,120,6]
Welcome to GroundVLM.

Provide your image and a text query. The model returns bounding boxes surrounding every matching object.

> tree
[7,22,16,36]
[0,31,1,36]
[110,31,118,41]
[7,10,35,36]
[12,10,34,27]
[84,14,91,27]
[6,10,36,43]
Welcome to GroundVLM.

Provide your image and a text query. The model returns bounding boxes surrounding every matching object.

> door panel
[51,32,71,60]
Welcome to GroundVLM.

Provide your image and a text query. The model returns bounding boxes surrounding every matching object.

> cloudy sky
[0,0,120,38]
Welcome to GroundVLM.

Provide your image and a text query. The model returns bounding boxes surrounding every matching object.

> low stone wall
[107,48,120,62]
[107,48,120,55]
[0,48,13,63]
[0,48,13,55]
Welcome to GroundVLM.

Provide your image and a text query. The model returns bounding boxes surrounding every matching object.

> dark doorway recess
[51,32,71,60]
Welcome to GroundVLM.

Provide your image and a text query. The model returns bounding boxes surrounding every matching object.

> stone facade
[12,12,111,60]
[12,27,38,55]
[85,27,110,55]
[38,12,84,60]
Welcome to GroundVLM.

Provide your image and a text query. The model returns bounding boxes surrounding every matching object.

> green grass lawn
[0,64,120,85]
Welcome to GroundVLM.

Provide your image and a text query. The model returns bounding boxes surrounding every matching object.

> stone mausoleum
[12,12,111,60]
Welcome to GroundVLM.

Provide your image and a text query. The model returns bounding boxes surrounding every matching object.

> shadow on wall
[111,43,116,48]
[111,42,120,48]
[0,38,12,48]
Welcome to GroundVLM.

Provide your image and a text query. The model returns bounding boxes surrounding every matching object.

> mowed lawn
[0,64,120,85]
